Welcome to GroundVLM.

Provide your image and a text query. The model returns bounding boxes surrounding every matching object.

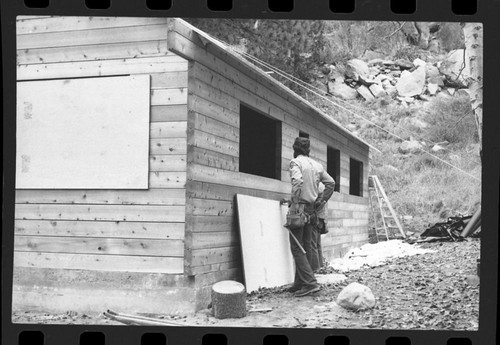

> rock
[465,275,480,287]
[389,71,401,78]
[384,85,398,97]
[320,65,331,75]
[425,64,441,81]
[328,81,358,100]
[456,89,471,99]
[368,58,384,66]
[399,140,423,154]
[375,74,388,84]
[427,83,439,95]
[336,282,376,310]
[413,58,427,68]
[381,79,391,87]
[358,75,377,86]
[395,59,414,70]
[357,85,375,101]
[382,60,395,66]
[396,67,426,97]
[431,144,447,152]
[369,83,386,98]
[362,50,385,61]
[211,280,247,319]
[345,59,370,82]
[447,88,456,96]
[439,49,470,88]
[418,94,431,101]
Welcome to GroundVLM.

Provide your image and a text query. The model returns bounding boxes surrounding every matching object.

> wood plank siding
[167,19,370,288]
[15,16,189,275]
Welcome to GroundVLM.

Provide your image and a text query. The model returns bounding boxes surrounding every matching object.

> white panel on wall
[16,75,151,189]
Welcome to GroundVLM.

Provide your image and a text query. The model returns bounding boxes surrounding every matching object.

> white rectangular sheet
[16,75,150,189]
[236,194,295,292]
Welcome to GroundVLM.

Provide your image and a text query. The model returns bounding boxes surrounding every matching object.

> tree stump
[211,280,247,319]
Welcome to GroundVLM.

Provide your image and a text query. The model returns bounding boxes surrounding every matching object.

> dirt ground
[12,238,480,330]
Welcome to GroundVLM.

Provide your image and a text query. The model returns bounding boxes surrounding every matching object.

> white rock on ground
[413,58,427,67]
[336,282,376,310]
[357,85,375,101]
[396,67,426,97]
[369,83,386,98]
[427,83,439,95]
[346,59,370,82]
[328,81,358,100]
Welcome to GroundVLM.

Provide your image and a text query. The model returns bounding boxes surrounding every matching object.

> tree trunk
[462,23,483,160]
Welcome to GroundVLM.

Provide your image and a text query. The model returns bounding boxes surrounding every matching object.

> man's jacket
[289,155,335,205]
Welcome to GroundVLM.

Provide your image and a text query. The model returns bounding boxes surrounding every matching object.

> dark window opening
[299,131,309,138]
[327,147,340,192]
[239,104,282,180]
[349,158,363,196]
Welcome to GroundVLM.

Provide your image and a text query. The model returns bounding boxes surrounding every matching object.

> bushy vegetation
[365,94,481,232]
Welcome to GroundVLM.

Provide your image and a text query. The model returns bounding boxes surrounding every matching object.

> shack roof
[168,18,376,152]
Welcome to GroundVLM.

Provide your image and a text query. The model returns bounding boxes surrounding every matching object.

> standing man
[287,137,335,297]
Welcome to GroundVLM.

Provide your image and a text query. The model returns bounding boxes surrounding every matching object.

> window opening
[327,147,341,192]
[239,104,282,180]
[349,158,363,196]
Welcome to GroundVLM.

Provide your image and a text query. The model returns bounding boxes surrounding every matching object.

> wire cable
[196,28,481,183]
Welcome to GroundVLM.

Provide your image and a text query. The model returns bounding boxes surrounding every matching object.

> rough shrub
[423,95,477,146]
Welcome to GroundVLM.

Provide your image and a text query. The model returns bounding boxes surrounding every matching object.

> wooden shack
[13,16,371,314]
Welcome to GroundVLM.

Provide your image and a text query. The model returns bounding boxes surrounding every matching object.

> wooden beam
[15,235,184,257]
[150,138,187,155]
[151,88,188,106]
[189,147,238,172]
[190,246,241,267]
[151,72,188,89]
[191,112,239,142]
[149,172,186,189]
[17,16,170,35]
[17,24,171,50]
[14,252,184,273]
[17,56,188,80]
[151,105,188,122]
[15,204,186,222]
[150,155,187,172]
[190,129,239,158]
[150,122,187,139]
[16,188,186,205]
[188,94,239,127]
[188,164,289,194]
[189,198,233,217]
[15,219,185,240]
[17,40,172,65]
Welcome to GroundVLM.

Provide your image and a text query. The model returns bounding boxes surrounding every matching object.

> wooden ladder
[368,175,406,241]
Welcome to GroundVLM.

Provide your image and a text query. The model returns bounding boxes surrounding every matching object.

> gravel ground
[12,238,480,330]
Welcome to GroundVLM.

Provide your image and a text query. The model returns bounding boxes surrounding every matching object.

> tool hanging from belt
[280,198,308,254]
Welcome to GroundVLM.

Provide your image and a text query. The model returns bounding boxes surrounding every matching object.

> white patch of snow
[328,240,435,272]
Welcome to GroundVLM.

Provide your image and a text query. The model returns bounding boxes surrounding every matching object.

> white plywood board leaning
[16,75,151,189]
[236,194,295,293]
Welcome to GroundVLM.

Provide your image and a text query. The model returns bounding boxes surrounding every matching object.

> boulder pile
[319,49,471,107]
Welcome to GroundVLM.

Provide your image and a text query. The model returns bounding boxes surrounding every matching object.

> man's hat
[293,137,310,155]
